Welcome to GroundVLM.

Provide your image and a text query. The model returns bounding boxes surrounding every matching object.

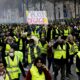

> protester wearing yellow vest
[3,47,26,80]
[26,39,39,65]
[66,35,78,77]
[5,36,14,56]
[62,26,69,40]
[53,36,67,80]
[53,25,60,40]
[40,26,47,39]
[31,27,39,38]
[38,38,48,65]
[14,50,23,75]
[26,57,52,80]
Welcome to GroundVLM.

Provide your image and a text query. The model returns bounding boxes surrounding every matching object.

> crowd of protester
[0,19,80,80]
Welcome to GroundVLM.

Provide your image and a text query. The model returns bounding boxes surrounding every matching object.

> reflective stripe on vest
[55,29,59,37]
[14,36,19,42]
[5,56,19,79]
[26,44,31,63]
[51,29,53,40]
[19,39,23,50]
[28,47,38,64]
[28,53,32,64]
[30,65,46,80]
[54,44,66,59]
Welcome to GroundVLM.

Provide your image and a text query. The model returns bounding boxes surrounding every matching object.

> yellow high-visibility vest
[28,46,38,64]
[54,44,66,59]
[68,42,78,55]
[14,51,23,62]
[5,56,19,79]
[30,65,46,80]
[38,42,48,54]
[32,31,39,38]
[64,29,69,36]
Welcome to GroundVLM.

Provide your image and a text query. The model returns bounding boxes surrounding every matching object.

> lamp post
[40,0,42,10]
[58,8,60,20]
[74,0,76,18]
[26,0,28,10]
[23,0,27,23]
[53,0,56,21]
[79,0,80,17]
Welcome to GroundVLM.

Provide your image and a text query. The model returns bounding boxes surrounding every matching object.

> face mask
[9,53,14,57]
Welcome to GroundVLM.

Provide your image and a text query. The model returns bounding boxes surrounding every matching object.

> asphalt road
[50,64,78,80]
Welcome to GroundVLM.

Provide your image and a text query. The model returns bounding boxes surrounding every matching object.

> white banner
[26,11,48,25]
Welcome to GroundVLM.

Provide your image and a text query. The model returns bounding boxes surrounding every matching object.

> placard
[26,11,48,25]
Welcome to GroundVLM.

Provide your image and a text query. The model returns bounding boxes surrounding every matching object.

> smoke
[0,0,24,23]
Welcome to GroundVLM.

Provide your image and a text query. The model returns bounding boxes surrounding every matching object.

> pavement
[50,64,78,80]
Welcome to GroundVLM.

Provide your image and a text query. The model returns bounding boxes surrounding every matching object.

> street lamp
[58,8,60,20]
[53,0,56,21]
[74,0,76,18]
[26,0,28,10]
[40,0,42,10]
